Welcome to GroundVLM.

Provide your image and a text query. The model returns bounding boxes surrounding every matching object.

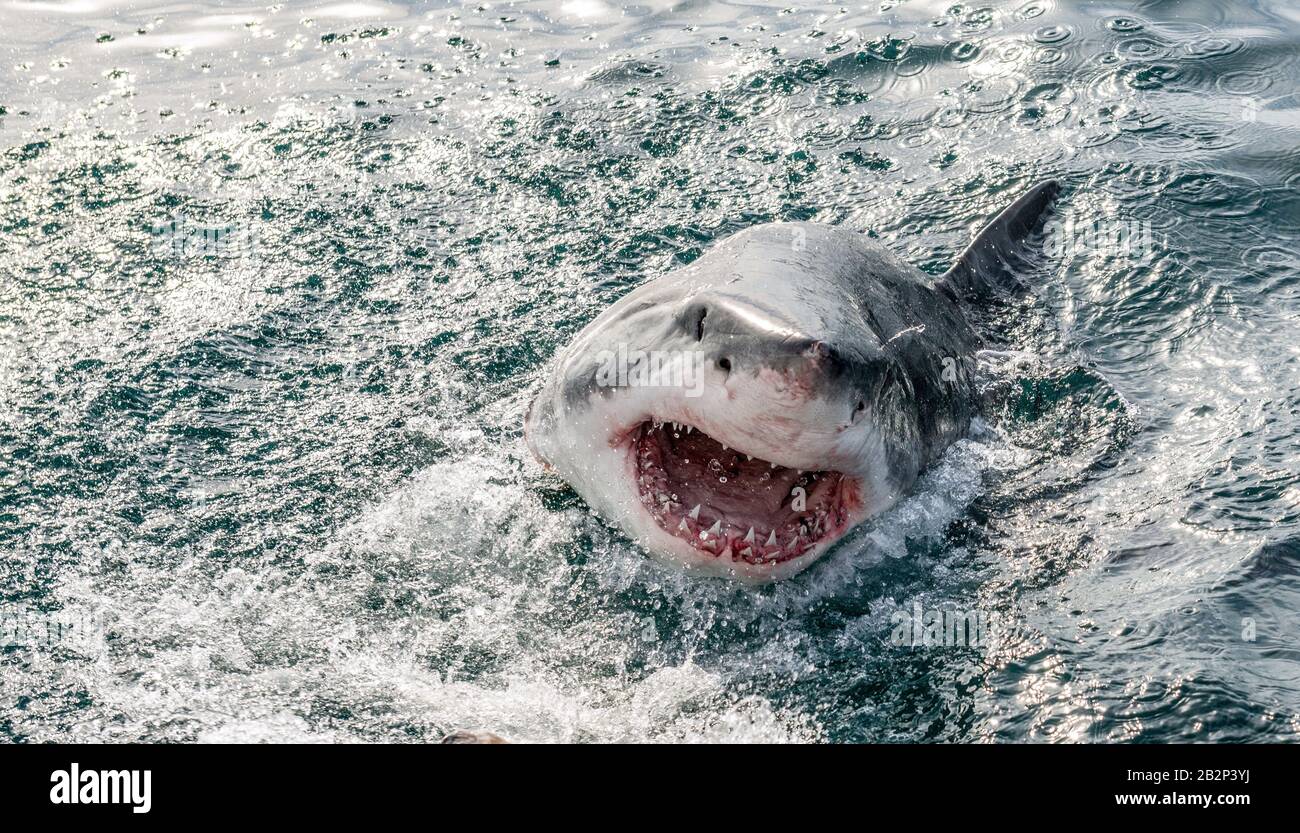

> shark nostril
[852,400,865,421]
[806,340,831,360]
[694,306,708,342]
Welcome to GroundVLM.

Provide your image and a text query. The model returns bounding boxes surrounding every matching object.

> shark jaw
[623,417,874,581]
[525,371,897,582]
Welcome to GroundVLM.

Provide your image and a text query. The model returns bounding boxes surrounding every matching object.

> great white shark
[526,181,1061,582]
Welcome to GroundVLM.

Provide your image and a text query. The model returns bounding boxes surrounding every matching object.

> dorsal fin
[941,180,1061,300]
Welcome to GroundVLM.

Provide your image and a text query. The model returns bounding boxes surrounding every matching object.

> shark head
[526,183,1060,581]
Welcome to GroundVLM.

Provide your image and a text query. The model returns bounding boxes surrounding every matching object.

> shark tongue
[662,424,805,515]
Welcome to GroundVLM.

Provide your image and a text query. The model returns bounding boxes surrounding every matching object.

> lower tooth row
[662,515,816,559]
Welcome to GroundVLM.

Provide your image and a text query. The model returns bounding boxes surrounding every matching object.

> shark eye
[851,399,866,422]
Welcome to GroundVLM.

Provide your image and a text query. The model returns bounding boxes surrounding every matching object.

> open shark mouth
[632,420,860,565]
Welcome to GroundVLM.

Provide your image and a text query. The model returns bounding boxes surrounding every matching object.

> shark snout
[689,296,860,401]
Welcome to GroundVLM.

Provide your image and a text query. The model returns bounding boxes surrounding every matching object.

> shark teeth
[634,419,848,566]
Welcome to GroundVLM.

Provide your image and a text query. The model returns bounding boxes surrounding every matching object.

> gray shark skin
[527,181,1061,582]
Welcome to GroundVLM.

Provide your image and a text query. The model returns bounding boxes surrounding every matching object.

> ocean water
[1,0,1298,743]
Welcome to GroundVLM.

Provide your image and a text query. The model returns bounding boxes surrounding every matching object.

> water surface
[2,0,1299,742]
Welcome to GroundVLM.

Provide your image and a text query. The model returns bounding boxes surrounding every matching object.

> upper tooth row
[650,422,790,467]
